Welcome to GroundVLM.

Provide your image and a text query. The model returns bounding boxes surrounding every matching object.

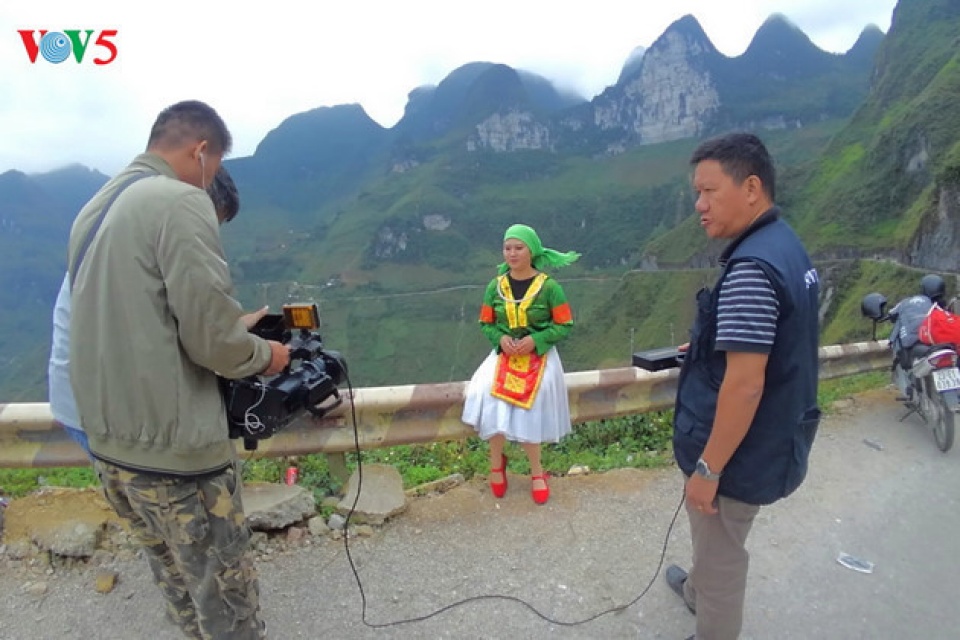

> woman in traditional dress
[462,224,579,504]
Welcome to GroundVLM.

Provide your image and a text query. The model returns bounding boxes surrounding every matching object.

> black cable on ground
[336,370,685,629]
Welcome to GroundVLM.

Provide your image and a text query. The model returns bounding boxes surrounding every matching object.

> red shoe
[531,474,550,505]
[489,453,508,498]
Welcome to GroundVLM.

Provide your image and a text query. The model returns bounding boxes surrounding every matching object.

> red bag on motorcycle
[918,305,960,346]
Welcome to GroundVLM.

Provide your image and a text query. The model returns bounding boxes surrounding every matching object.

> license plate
[933,368,960,392]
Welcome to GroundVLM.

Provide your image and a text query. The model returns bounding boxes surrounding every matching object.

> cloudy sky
[0,0,898,175]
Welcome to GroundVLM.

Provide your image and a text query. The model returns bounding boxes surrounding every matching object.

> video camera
[220,303,348,451]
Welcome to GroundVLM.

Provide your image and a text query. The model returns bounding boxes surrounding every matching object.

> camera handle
[306,388,343,419]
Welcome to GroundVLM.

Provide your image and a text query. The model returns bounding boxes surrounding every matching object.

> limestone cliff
[467,110,552,152]
[907,182,960,271]
[593,16,719,146]
[485,14,878,155]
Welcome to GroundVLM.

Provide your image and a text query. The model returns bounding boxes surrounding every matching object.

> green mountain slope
[793,0,960,254]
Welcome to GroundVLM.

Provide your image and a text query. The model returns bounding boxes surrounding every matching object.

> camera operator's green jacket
[67,153,272,475]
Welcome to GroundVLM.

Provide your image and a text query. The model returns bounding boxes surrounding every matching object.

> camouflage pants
[95,459,265,640]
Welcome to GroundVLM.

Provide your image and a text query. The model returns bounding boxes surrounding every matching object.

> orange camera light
[282,303,321,330]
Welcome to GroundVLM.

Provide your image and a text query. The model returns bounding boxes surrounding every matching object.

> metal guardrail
[0,341,890,468]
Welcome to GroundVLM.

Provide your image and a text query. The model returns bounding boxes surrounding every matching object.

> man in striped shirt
[666,133,821,640]
[716,262,779,351]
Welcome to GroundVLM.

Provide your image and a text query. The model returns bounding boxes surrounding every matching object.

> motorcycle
[861,288,960,452]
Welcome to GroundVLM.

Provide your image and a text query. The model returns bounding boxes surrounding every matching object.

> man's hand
[685,474,719,515]
[241,306,269,330]
[262,340,290,376]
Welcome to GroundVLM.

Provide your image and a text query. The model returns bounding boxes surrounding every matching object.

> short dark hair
[147,100,232,155]
[690,132,775,202]
[206,167,240,223]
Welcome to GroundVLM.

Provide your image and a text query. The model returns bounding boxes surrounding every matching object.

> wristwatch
[695,457,722,481]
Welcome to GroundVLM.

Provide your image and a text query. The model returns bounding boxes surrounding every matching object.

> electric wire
[335,369,686,629]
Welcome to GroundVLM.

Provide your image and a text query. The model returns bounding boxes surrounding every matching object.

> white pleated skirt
[461,347,572,443]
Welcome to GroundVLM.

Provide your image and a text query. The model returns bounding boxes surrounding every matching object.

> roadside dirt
[0,462,658,556]
[2,487,123,547]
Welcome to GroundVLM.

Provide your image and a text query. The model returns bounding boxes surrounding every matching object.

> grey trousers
[683,492,761,640]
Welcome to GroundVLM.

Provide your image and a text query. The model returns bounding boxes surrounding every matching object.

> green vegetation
[0,465,97,498]
[818,371,889,409]
[257,411,677,500]
[221,109,847,298]
[794,0,960,254]
[938,138,960,184]
[819,260,935,346]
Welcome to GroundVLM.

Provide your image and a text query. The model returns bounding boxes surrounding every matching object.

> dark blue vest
[674,208,821,505]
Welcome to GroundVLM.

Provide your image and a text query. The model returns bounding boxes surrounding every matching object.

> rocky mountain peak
[589,13,720,147]
[748,13,812,50]
[253,104,382,160]
[617,45,648,84]
[845,24,885,65]
[658,14,714,51]
[396,62,578,142]
[741,13,829,77]
[463,64,527,110]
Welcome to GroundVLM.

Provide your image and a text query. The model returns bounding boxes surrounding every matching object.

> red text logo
[18,30,118,65]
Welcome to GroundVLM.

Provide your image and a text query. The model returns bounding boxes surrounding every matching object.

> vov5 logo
[18,30,118,65]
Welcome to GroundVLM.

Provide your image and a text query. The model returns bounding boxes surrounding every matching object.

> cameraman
[48,167,253,461]
[68,100,288,640]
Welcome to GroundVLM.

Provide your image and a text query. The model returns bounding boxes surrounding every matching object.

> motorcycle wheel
[933,394,956,453]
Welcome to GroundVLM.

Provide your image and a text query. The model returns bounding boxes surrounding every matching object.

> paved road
[1,388,959,639]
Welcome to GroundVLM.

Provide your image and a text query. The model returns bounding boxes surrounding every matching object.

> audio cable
[335,370,686,629]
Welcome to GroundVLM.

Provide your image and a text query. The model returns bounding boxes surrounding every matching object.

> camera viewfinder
[283,303,320,331]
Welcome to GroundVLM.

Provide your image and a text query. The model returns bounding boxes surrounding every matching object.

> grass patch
[818,371,889,410]
[241,411,677,496]
[0,466,98,499]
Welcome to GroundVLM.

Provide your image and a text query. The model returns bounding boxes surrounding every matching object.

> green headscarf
[498,223,581,275]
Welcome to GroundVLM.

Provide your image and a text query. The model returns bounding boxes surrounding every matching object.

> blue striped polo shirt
[716,261,779,353]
